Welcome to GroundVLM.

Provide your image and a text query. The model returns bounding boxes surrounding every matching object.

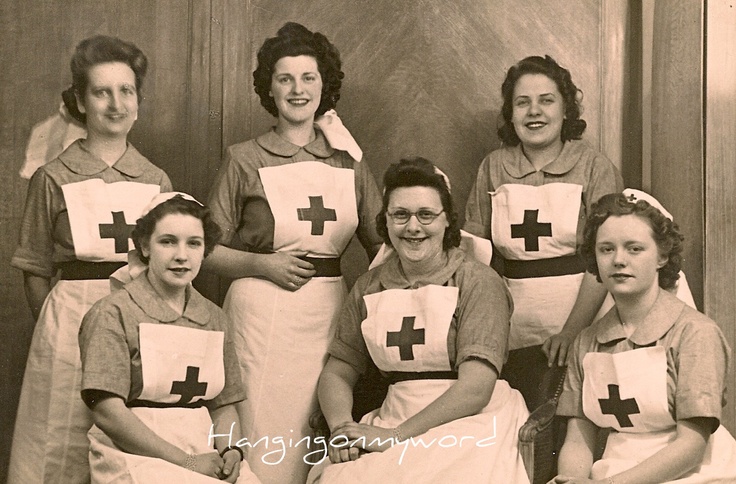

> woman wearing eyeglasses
[307,158,529,483]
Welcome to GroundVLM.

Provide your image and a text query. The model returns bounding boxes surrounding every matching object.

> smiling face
[141,213,205,296]
[77,61,138,139]
[270,55,322,127]
[511,73,564,152]
[386,186,448,270]
[595,214,668,299]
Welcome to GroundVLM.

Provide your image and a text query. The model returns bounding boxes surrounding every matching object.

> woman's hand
[333,422,395,453]
[542,330,576,367]
[327,424,362,463]
[191,452,225,478]
[217,450,241,482]
[263,251,316,291]
[547,477,603,484]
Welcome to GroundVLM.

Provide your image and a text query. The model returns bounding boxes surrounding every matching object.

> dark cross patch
[598,384,640,427]
[99,211,135,253]
[170,366,208,404]
[297,196,337,236]
[386,316,425,361]
[626,193,638,203]
[511,209,552,251]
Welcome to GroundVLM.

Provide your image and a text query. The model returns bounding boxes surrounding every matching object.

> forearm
[202,245,269,280]
[93,398,190,467]
[23,272,51,320]
[560,272,608,336]
[210,404,242,452]
[318,358,360,431]
[557,417,598,478]
[607,420,708,484]
[398,360,494,439]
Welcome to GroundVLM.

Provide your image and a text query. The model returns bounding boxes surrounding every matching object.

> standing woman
[8,35,172,483]
[464,55,623,410]
[205,22,382,483]
[551,193,736,483]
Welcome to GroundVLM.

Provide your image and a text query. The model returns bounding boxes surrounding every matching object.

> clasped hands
[191,450,242,482]
[328,421,397,463]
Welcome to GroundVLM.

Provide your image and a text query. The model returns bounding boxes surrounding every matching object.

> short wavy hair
[580,193,683,290]
[376,157,461,251]
[132,195,222,265]
[253,22,344,117]
[62,35,148,124]
[497,55,586,146]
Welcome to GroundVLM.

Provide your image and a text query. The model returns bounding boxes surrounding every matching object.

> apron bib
[62,179,161,261]
[491,183,584,349]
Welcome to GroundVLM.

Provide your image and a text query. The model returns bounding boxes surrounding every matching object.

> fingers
[556,340,570,367]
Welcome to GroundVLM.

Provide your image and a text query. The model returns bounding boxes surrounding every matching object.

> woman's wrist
[219,445,244,461]
[183,453,197,472]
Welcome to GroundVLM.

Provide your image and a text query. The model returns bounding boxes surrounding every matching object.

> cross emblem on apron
[511,209,552,251]
[297,196,337,235]
[386,316,425,361]
[170,366,208,404]
[98,211,136,253]
[598,383,640,427]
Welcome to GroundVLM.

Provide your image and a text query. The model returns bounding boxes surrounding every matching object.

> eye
[597,246,614,254]
[540,97,555,105]
[514,98,530,107]
[92,89,109,98]
[304,74,317,82]
[629,246,644,253]
[188,239,203,248]
[121,85,136,96]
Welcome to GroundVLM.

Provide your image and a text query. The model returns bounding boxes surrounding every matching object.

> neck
[613,284,660,330]
[400,251,448,285]
[274,118,316,147]
[83,134,128,167]
[147,271,187,315]
[522,139,564,171]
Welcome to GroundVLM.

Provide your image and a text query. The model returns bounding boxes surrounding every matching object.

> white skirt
[88,406,261,483]
[224,276,346,484]
[8,279,108,484]
[307,379,530,484]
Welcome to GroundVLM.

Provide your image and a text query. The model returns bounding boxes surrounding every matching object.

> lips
[169,268,190,274]
[525,121,546,129]
[610,273,633,282]
[288,99,309,106]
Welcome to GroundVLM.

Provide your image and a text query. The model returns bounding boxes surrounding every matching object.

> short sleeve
[584,152,623,210]
[556,329,590,419]
[208,146,246,246]
[11,169,58,278]
[79,300,132,407]
[463,155,494,239]
[453,262,512,374]
[673,319,731,423]
[353,158,383,256]
[209,307,246,408]
[328,278,372,374]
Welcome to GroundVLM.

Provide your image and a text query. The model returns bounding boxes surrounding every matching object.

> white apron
[8,180,160,484]
[226,162,358,484]
[491,183,585,349]
[583,347,736,482]
[88,323,260,483]
[308,285,530,483]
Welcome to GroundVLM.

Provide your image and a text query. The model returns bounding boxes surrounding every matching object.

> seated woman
[307,158,529,483]
[551,193,736,483]
[78,193,260,483]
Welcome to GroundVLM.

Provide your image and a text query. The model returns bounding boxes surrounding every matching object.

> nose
[612,248,626,267]
[405,214,422,231]
[109,91,122,111]
[528,100,541,115]
[174,242,188,261]
[291,79,304,94]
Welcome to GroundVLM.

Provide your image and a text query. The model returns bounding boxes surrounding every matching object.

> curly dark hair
[132,195,222,265]
[497,55,586,146]
[376,157,461,251]
[61,35,148,124]
[580,193,683,290]
[253,22,343,117]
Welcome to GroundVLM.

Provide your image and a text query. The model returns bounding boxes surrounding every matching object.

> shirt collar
[57,139,149,177]
[502,141,585,178]
[377,247,465,289]
[125,271,210,326]
[255,128,334,159]
[595,289,684,345]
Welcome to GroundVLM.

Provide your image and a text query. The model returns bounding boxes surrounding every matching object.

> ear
[140,239,150,259]
[268,91,273,97]
[657,253,668,269]
[75,92,86,114]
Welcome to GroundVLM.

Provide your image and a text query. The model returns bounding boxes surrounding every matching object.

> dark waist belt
[59,261,127,280]
[387,371,459,385]
[297,256,341,277]
[127,399,207,409]
[503,254,586,279]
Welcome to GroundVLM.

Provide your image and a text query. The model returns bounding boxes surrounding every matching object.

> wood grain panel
[650,0,704,309]
[705,0,736,435]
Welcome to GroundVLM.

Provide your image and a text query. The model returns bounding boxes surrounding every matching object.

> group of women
[7,20,736,484]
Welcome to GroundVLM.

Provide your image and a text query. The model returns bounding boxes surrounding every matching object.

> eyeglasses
[386,209,444,225]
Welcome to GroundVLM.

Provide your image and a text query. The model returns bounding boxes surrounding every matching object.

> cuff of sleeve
[328,340,368,375]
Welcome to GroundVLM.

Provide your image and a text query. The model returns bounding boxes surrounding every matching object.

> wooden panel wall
[705,0,736,435]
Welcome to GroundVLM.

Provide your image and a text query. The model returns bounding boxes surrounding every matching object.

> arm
[543,272,608,366]
[556,416,598,479]
[91,396,224,478]
[210,403,244,482]
[23,272,51,321]
[202,245,315,291]
[317,356,362,463]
